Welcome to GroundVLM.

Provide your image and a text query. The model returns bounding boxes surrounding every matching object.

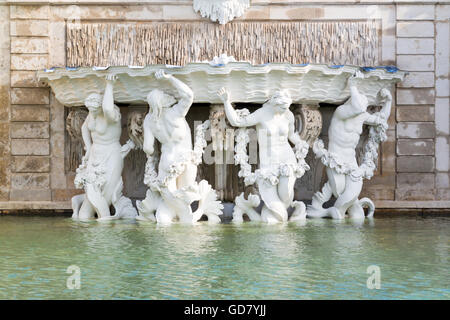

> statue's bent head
[85,93,103,114]
[267,90,292,110]
[147,89,177,117]
[350,91,369,114]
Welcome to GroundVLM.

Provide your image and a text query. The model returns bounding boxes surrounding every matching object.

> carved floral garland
[74,154,107,192]
[234,109,310,186]
[313,112,388,182]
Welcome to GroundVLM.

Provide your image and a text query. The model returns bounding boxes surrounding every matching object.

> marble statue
[136,70,223,224]
[307,72,392,219]
[71,75,137,221]
[193,0,250,25]
[217,88,310,223]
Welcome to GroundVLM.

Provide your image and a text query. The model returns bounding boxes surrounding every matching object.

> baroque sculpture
[307,72,393,220]
[217,88,310,223]
[71,75,137,221]
[136,70,223,224]
[41,64,404,224]
[193,0,250,25]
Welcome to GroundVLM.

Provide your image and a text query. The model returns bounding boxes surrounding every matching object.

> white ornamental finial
[193,0,251,25]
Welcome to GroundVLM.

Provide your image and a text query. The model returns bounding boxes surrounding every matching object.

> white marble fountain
[38,61,406,224]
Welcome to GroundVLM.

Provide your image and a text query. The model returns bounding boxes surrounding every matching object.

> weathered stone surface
[52,189,83,202]
[436,136,450,172]
[396,105,434,122]
[50,156,66,189]
[162,5,197,19]
[397,55,434,71]
[436,4,450,21]
[11,173,50,189]
[361,187,395,201]
[381,129,396,173]
[436,21,450,78]
[395,171,438,198]
[397,5,434,20]
[397,139,434,156]
[10,5,49,20]
[0,123,9,144]
[11,105,49,122]
[11,54,48,71]
[397,88,435,105]
[11,88,49,105]
[397,38,434,55]
[51,4,164,21]
[436,189,450,201]
[397,173,435,189]
[0,84,10,120]
[397,21,434,37]
[436,98,450,135]
[11,122,49,139]
[9,189,51,201]
[0,142,9,160]
[398,72,434,88]
[49,20,66,67]
[397,156,435,173]
[269,6,324,19]
[397,122,435,139]
[12,156,50,173]
[436,173,450,189]
[436,78,450,98]
[396,188,435,201]
[364,174,396,188]
[11,38,48,54]
[0,6,10,122]
[66,173,77,190]
[11,139,50,156]
[11,71,47,88]
[0,159,9,189]
[0,190,9,201]
[10,20,48,36]
[240,6,270,20]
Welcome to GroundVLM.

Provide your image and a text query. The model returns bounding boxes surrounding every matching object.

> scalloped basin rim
[37,63,407,107]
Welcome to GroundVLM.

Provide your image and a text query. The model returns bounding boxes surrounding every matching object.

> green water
[0,215,448,300]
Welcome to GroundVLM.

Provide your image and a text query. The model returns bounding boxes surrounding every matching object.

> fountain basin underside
[38,63,406,107]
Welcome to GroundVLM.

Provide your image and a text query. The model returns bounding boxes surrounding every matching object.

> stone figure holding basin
[217,87,310,223]
[71,75,137,221]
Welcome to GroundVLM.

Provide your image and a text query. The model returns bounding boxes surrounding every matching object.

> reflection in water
[0,216,448,299]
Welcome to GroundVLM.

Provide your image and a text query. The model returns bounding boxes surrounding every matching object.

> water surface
[0,216,448,299]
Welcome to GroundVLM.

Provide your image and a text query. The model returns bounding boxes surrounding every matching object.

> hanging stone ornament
[193,0,251,25]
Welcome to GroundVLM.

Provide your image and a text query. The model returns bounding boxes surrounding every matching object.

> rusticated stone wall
[0,5,10,202]
[66,20,379,67]
[0,1,449,212]
[394,5,450,201]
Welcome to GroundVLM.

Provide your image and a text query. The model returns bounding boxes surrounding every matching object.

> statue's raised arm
[155,70,194,118]
[102,75,121,123]
[217,87,261,127]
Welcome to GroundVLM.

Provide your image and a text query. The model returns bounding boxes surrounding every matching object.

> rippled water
[0,216,448,300]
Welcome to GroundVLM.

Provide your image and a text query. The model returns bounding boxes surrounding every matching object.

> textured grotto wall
[66,21,380,67]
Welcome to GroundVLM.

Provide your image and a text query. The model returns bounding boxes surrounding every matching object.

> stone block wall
[0,1,449,211]
[8,5,51,202]
[395,4,450,203]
